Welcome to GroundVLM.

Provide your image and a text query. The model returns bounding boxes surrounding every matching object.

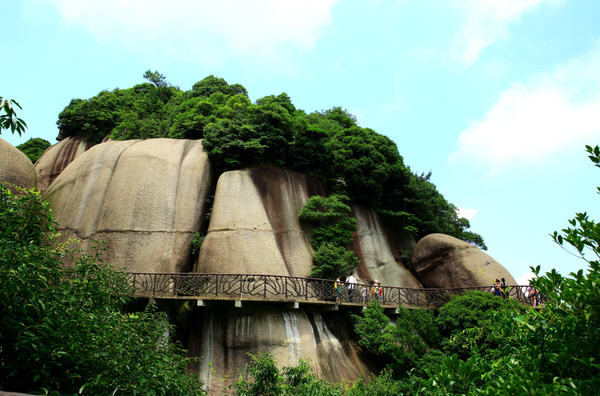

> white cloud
[457,208,478,220]
[451,0,562,65]
[449,42,600,170]
[516,271,535,285]
[43,0,339,66]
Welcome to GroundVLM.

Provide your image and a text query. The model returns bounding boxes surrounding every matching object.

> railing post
[321,279,324,302]
[216,275,219,297]
[264,276,267,299]
[305,279,308,301]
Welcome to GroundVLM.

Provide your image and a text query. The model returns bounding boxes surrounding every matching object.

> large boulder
[196,167,327,276]
[43,139,213,273]
[0,138,36,189]
[410,233,515,287]
[350,204,421,288]
[35,136,93,194]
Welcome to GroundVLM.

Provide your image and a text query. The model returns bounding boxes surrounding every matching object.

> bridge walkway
[125,272,535,312]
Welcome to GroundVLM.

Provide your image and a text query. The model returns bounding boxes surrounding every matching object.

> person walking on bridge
[346,273,357,302]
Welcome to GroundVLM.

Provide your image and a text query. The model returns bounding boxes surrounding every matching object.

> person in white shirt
[345,273,357,302]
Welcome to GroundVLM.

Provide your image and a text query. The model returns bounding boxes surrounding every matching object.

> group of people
[492,278,540,306]
[493,278,509,299]
[335,274,384,304]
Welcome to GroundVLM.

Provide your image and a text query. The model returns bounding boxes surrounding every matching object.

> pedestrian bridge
[125,272,534,311]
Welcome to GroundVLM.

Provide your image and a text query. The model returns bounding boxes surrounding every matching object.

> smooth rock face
[187,303,374,395]
[411,233,516,287]
[0,138,36,189]
[35,136,92,194]
[350,204,422,288]
[197,168,422,288]
[196,168,328,276]
[43,139,213,273]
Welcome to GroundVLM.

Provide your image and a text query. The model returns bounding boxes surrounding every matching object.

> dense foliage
[54,72,485,249]
[0,183,206,395]
[353,300,441,377]
[16,137,51,163]
[298,194,358,278]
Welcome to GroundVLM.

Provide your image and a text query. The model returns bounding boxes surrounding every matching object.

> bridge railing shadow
[125,272,535,308]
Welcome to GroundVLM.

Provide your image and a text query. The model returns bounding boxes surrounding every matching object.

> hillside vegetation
[56,72,485,250]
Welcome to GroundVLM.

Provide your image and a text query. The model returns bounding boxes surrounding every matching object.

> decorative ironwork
[124,272,536,309]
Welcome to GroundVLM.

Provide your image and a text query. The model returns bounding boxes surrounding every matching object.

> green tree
[232,353,341,396]
[0,184,206,395]
[191,75,247,98]
[435,290,516,358]
[16,137,51,163]
[321,107,357,129]
[202,94,297,172]
[299,194,359,279]
[353,300,440,378]
[326,126,403,205]
[0,96,27,135]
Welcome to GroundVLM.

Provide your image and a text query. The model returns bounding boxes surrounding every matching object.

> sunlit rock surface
[35,137,521,391]
[350,204,422,288]
[35,136,93,194]
[0,138,36,189]
[195,168,328,276]
[410,233,516,287]
[187,303,374,395]
[43,138,213,272]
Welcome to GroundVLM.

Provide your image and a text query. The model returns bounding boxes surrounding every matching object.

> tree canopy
[54,72,485,249]
[16,138,51,163]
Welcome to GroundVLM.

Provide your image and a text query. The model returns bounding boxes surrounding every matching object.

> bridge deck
[125,272,536,310]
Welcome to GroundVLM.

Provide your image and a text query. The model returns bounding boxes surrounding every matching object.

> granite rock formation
[43,138,213,273]
[0,138,36,190]
[350,204,422,288]
[410,233,516,287]
[187,303,374,394]
[195,167,325,277]
[30,136,517,391]
[35,136,93,194]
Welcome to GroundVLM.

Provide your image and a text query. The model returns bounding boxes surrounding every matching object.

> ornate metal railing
[124,272,536,309]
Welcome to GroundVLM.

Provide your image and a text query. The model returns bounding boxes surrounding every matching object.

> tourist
[375,281,383,302]
[335,276,343,302]
[527,285,538,306]
[493,279,502,297]
[370,280,379,301]
[501,277,508,299]
[361,283,368,304]
[346,273,357,302]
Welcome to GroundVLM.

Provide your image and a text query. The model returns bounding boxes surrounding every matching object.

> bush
[0,184,206,395]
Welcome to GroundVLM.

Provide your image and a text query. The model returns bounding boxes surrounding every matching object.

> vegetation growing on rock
[54,72,486,251]
[298,194,358,278]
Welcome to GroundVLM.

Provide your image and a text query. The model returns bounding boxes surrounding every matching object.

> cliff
[19,136,516,391]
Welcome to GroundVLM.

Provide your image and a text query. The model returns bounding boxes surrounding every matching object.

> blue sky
[3,0,600,284]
